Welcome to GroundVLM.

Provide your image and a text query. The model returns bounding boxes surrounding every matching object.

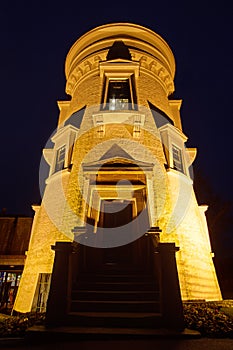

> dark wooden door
[82,200,150,273]
[102,200,132,228]
[100,200,133,267]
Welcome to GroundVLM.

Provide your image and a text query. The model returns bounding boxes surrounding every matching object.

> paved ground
[1,336,233,350]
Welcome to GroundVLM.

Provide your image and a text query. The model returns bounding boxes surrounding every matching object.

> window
[172,145,184,173]
[33,273,51,312]
[55,145,66,172]
[0,271,22,310]
[102,75,137,111]
[107,80,131,110]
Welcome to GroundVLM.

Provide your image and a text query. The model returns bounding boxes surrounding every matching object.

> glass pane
[36,273,51,312]
[107,80,131,110]
[109,98,129,110]
[16,274,21,286]
[172,145,184,173]
[55,146,66,172]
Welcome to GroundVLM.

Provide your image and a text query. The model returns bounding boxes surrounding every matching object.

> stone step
[71,289,160,301]
[66,311,163,328]
[76,273,155,282]
[74,280,158,291]
[70,299,161,313]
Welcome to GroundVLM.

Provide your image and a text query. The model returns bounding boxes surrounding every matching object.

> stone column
[45,242,73,327]
[158,242,184,330]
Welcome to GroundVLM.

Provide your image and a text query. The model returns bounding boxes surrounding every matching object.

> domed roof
[65,22,175,80]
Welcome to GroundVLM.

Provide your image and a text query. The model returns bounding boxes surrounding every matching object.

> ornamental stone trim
[66,53,174,96]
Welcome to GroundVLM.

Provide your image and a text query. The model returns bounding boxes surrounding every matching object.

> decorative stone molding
[186,148,197,166]
[65,23,176,97]
[92,111,145,138]
[66,52,174,96]
[133,114,145,138]
[66,54,105,95]
[138,54,174,95]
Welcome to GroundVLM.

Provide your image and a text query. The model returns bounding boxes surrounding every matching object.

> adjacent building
[0,215,32,311]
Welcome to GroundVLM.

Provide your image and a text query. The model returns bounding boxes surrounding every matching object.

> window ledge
[93,111,145,126]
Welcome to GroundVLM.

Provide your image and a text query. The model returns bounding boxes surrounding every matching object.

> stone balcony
[92,110,145,138]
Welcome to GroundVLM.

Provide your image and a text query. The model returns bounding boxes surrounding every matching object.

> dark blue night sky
[1,1,232,231]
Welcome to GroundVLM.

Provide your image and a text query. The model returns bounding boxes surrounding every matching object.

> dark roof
[0,217,33,255]
[107,40,132,61]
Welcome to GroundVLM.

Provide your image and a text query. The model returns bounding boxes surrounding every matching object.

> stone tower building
[13,23,222,316]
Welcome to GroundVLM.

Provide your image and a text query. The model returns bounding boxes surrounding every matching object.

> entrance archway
[81,159,152,272]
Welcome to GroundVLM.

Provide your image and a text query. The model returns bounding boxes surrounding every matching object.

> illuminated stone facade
[14,23,221,313]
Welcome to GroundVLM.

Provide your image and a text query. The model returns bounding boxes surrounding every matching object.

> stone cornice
[65,23,176,97]
[65,23,175,76]
[66,52,174,97]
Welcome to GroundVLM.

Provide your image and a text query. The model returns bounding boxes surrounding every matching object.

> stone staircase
[66,270,162,328]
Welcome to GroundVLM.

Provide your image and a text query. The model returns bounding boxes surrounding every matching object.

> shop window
[0,271,22,310]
